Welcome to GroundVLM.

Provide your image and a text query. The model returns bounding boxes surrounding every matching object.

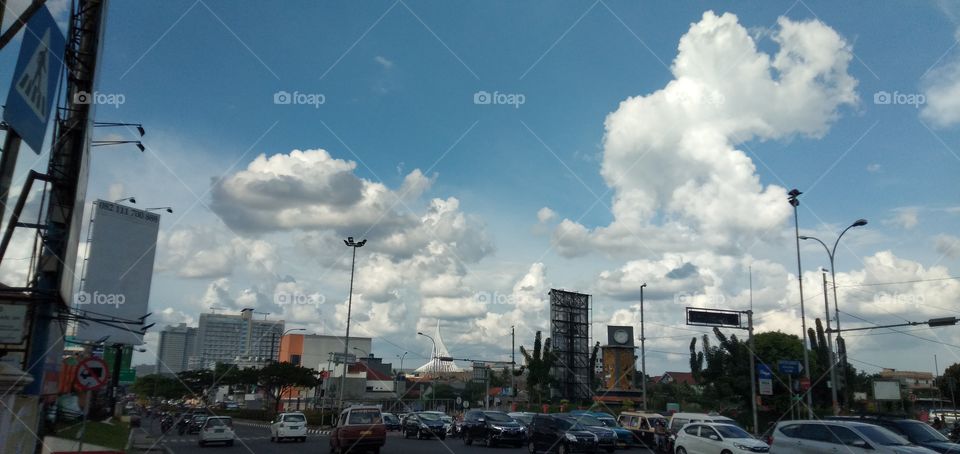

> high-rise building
[156,323,197,375]
[196,308,284,368]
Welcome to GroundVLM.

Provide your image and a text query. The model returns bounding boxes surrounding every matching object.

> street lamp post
[396,352,408,396]
[800,218,867,410]
[640,283,647,411]
[788,189,815,419]
[338,236,366,412]
[418,331,437,406]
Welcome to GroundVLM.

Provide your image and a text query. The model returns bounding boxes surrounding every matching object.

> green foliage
[258,362,320,413]
[520,331,555,404]
[131,374,187,399]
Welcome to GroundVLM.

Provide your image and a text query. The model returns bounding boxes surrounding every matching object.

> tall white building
[156,323,197,375]
[196,309,284,368]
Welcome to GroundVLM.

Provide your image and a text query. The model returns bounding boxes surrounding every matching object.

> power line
[838,276,960,288]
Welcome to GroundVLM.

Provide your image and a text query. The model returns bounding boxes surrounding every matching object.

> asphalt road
[146,418,655,454]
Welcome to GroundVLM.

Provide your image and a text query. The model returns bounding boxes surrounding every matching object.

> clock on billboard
[607,325,634,347]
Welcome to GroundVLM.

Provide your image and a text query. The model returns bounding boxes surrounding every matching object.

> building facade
[278,333,372,373]
[879,368,936,391]
[156,323,198,375]
[196,309,284,368]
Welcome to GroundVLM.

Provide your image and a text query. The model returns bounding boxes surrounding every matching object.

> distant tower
[415,320,463,374]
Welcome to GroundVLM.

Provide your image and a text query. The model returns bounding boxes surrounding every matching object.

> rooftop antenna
[255,311,270,320]
[209,306,225,314]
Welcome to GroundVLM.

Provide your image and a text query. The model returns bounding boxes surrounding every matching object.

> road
[145,418,656,454]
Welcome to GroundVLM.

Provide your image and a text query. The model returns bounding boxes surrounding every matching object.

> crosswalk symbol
[15,29,52,121]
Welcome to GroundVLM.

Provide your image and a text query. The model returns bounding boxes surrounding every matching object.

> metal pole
[109,345,122,417]
[337,244,358,411]
[790,194,814,419]
[485,366,490,410]
[0,131,22,224]
[823,271,839,415]
[748,310,758,435]
[511,326,515,399]
[640,283,647,411]
[936,355,943,412]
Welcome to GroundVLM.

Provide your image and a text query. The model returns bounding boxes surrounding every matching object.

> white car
[674,422,769,454]
[198,416,235,447]
[270,412,308,442]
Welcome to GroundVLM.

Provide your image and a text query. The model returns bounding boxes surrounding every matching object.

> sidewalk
[125,427,167,452]
[41,436,121,454]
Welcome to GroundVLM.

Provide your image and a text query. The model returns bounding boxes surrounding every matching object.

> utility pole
[640,283,647,411]
[823,271,840,415]
[748,309,758,435]
[511,326,515,400]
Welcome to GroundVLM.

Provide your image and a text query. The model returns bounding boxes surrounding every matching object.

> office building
[156,323,197,375]
[196,308,284,368]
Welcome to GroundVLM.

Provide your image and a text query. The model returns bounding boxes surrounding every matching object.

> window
[699,427,719,439]
[828,426,867,447]
[798,424,838,443]
[684,425,700,436]
[671,418,689,431]
[348,409,380,425]
[283,414,306,423]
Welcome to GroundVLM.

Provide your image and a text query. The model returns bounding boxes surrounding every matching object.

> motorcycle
[161,417,173,433]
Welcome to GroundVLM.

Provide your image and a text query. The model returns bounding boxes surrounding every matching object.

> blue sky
[2,0,960,376]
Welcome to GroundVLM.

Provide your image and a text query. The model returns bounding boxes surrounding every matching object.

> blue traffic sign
[757,363,773,379]
[778,360,804,375]
[3,6,65,153]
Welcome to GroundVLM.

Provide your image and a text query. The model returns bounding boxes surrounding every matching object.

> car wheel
[417,429,423,440]
[486,433,496,447]
[676,447,687,454]
[198,441,205,448]
[528,441,537,454]
[440,434,446,440]
[721,451,732,454]
[558,444,568,454]
[404,430,409,439]
[464,435,473,446]
[227,440,234,447]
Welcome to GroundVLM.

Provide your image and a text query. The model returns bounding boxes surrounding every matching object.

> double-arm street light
[337,236,366,411]
[800,218,867,410]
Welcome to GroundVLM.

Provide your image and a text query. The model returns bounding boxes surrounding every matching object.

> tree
[589,342,601,390]
[520,331,555,404]
[258,362,320,412]
[176,369,214,399]
[131,374,187,400]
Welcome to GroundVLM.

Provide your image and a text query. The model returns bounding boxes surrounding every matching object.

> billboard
[686,307,742,328]
[873,381,902,401]
[74,200,160,345]
[549,289,591,400]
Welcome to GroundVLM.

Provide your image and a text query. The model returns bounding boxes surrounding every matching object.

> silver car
[770,420,937,453]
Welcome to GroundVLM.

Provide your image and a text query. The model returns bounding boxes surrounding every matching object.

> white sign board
[873,381,902,401]
[74,201,161,345]
[0,304,28,344]
[759,378,773,396]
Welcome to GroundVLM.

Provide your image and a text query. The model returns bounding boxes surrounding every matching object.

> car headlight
[420,423,429,429]
[564,433,577,442]
[733,442,752,451]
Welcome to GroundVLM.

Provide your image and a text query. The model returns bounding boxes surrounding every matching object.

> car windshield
[715,424,752,439]
[858,425,910,446]
[571,415,604,426]
[898,421,949,443]
[283,414,305,422]
[597,418,618,427]
[348,410,381,424]
[557,419,587,431]
[483,412,513,422]
[418,413,443,422]
[205,418,229,427]
[383,414,398,423]
[513,414,533,424]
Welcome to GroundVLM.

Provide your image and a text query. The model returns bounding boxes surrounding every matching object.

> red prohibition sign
[75,357,110,391]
